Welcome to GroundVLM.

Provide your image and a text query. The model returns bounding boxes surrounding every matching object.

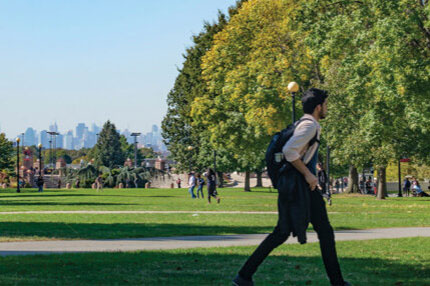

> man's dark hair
[301,88,328,114]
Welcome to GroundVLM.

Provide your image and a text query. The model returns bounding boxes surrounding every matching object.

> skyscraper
[91,123,101,135]
[65,130,74,150]
[56,134,64,149]
[122,129,133,144]
[49,122,58,133]
[24,127,37,146]
[76,123,86,140]
[40,130,49,148]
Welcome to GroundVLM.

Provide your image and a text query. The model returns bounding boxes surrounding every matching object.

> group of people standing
[184,168,220,203]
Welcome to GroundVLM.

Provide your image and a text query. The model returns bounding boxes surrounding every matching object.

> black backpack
[265,118,318,188]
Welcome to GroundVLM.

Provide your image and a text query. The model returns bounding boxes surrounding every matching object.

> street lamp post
[326,145,330,193]
[398,159,403,197]
[16,137,21,193]
[47,131,59,169]
[131,133,141,168]
[187,146,193,172]
[213,150,217,175]
[38,143,43,176]
[288,82,299,123]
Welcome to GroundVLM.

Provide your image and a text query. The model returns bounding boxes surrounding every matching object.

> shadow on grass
[0,218,362,240]
[0,222,274,240]
[0,249,428,285]
[0,201,137,206]
[0,194,99,199]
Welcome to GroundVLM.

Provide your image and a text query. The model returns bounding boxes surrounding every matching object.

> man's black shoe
[232,274,254,286]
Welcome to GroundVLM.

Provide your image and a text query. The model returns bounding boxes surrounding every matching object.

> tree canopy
[93,121,125,168]
[162,0,430,194]
[0,133,14,172]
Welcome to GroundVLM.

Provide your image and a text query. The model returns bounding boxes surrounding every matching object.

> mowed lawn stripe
[0,188,429,241]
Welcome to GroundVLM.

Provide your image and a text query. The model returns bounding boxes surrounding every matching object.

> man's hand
[291,159,319,191]
[305,173,318,191]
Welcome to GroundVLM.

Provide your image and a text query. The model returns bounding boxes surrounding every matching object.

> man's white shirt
[189,175,196,187]
[282,114,321,165]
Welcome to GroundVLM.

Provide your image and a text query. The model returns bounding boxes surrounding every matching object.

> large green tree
[299,0,430,198]
[162,1,246,174]
[192,0,315,190]
[93,121,125,168]
[0,133,14,172]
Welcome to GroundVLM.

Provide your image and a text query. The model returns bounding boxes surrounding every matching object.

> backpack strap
[294,118,320,146]
[294,118,320,161]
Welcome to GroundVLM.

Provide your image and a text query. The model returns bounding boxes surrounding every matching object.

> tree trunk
[346,165,359,193]
[255,171,263,187]
[217,171,224,188]
[376,166,387,200]
[244,171,251,192]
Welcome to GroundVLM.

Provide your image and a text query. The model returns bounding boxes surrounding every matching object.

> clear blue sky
[0,0,237,137]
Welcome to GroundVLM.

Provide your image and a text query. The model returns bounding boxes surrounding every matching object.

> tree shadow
[0,194,98,199]
[0,249,427,285]
[0,222,273,240]
[0,202,137,206]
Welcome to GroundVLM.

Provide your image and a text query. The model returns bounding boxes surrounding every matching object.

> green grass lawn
[0,188,429,241]
[0,237,428,285]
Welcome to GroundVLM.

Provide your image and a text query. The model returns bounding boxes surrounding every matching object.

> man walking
[95,175,103,192]
[188,172,197,198]
[403,177,411,197]
[233,88,349,286]
[36,175,44,193]
[317,162,331,205]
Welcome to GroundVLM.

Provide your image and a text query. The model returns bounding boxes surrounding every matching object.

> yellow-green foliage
[386,161,430,182]
[192,0,313,170]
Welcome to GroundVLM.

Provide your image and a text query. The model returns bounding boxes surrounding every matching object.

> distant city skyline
[12,122,166,152]
[0,0,238,138]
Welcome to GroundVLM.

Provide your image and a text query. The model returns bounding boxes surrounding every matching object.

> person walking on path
[206,168,220,204]
[36,176,44,193]
[403,177,411,197]
[233,88,349,286]
[196,173,205,199]
[95,175,103,192]
[317,162,331,205]
[176,178,181,188]
[188,172,197,198]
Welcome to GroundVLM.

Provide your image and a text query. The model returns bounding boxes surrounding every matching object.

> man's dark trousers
[238,189,344,285]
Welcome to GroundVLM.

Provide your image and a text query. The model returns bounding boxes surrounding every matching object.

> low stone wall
[386,182,429,192]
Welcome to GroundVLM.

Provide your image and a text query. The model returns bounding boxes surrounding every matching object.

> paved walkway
[0,227,429,256]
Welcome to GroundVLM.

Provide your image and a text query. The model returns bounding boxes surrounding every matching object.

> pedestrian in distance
[206,168,220,204]
[317,162,331,205]
[188,172,197,198]
[335,179,340,193]
[36,175,44,193]
[233,88,350,286]
[95,175,103,192]
[196,173,205,199]
[176,178,181,188]
[403,177,411,197]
